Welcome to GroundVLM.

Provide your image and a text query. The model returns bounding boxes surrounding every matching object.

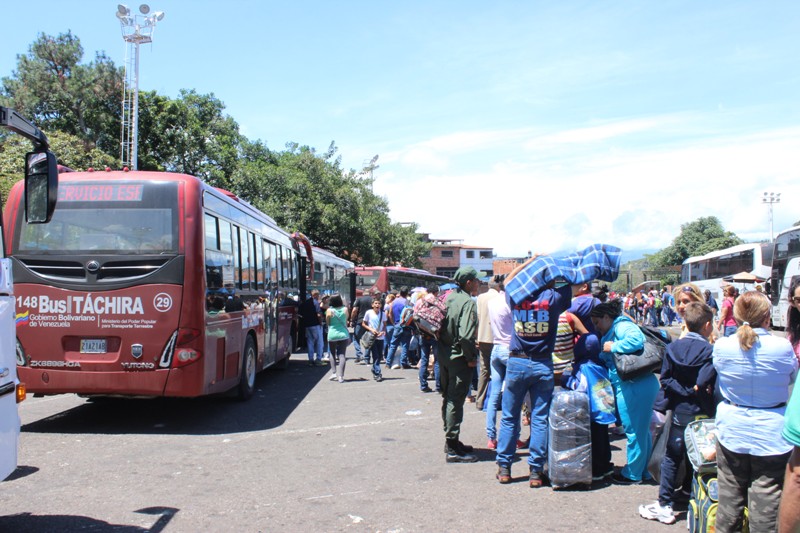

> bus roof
[682,242,767,263]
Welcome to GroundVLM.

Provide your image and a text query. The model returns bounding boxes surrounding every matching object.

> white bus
[0,106,59,480]
[769,226,800,329]
[680,242,773,302]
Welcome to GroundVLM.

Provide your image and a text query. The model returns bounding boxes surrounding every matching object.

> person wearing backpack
[386,287,413,369]
[417,285,442,393]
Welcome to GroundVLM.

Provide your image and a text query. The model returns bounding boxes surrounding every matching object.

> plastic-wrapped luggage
[547,390,592,489]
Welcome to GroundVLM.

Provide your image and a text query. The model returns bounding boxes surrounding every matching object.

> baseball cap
[453,266,486,284]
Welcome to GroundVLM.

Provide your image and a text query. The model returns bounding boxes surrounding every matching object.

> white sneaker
[639,501,676,525]
[391,364,401,370]
[328,374,338,381]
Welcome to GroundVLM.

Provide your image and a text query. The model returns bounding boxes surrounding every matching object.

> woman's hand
[603,341,614,353]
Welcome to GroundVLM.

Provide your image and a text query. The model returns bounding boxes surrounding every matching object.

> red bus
[354,266,451,296]
[4,170,318,400]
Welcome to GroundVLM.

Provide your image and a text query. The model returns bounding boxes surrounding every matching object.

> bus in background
[5,170,321,401]
[680,242,773,302]
[309,247,354,304]
[0,106,59,480]
[769,225,800,329]
[354,266,451,296]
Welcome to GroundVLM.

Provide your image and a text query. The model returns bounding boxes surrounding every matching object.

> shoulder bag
[360,331,375,350]
[612,325,666,381]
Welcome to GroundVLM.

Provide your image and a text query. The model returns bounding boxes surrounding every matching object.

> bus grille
[17,257,172,283]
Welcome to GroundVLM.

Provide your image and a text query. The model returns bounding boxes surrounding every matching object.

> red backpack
[413,293,447,338]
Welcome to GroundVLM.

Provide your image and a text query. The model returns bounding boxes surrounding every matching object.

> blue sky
[3,1,800,257]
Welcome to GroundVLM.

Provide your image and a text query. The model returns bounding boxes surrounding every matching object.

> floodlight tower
[116,4,165,170]
[762,191,781,241]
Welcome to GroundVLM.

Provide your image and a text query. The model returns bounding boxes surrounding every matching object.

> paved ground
[0,340,706,532]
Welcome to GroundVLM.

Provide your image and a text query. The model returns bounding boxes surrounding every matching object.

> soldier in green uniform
[438,266,483,463]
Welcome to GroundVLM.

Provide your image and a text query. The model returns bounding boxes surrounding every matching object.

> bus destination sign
[58,184,144,202]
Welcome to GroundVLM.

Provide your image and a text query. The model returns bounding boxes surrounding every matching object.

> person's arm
[717,301,729,328]
[660,348,694,399]
[696,350,717,392]
[569,312,589,336]
[350,303,359,325]
[604,320,644,354]
[780,446,800,533]
[459,300,480,366]
[504,253,542,286]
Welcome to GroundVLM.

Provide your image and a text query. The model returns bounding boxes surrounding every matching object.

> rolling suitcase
[547,390,592,489]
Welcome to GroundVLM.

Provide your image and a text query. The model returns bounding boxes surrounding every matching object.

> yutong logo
[121,362,155,370]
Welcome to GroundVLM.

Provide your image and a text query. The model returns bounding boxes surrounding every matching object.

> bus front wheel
[237,336,257,401]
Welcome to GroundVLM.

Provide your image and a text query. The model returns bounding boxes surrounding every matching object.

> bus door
[0,259,19,480]
[262,240,278,365]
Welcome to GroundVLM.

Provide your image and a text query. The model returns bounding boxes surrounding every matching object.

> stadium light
[115,4,165,170]
[762,191,781,241]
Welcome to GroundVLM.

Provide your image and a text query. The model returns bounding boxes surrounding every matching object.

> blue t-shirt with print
[507,284,572,356]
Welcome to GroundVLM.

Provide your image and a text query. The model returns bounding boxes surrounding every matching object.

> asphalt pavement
[0,343,695,532]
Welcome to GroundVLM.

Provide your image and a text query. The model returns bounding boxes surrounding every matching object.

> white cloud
[374,118,800,258]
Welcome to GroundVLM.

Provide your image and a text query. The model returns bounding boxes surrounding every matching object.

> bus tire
[237,336,257,401]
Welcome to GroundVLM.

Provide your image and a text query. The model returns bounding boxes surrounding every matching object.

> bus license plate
[80,339,107,353]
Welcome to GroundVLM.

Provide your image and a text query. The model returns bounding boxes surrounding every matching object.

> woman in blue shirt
[713,291,798,533]
[590,299,660,484]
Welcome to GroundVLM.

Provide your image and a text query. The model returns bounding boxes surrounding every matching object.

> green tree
[0,129,116,203]
[650,216,743,268]
[138,89,242,188]
[0,31,123,155]
[232,144,428,266]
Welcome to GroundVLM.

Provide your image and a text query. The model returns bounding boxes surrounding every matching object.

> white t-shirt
[363,309,387,338]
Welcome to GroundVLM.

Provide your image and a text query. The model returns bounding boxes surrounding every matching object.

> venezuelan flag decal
[15,310,30,326]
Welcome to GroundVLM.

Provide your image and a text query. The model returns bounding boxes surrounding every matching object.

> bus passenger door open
[262,240,278,365]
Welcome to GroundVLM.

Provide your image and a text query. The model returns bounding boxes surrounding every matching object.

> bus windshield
[16,181,178,254]
[355,269,380,290]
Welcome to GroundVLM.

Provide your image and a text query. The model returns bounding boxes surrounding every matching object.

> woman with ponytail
[712,291,798,532]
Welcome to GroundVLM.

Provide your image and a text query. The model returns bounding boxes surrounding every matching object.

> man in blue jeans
[495,256,572,488]
[386,287,412,369]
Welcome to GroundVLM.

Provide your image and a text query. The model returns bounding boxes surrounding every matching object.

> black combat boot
[445,439,477,463]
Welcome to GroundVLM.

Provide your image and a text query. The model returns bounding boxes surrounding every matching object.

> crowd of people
[297,253,800,532]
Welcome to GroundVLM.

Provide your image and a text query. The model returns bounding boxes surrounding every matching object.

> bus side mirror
[25,150,58,224]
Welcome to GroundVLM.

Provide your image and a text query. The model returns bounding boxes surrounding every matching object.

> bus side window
[219,219,233,257]
[204,213,218,250]
[232,225,242,290]
[254,233,263,292]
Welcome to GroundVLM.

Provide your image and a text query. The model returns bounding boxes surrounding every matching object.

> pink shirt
[722,297,737,327]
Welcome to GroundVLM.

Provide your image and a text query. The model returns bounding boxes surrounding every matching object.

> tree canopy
[649,216,744,268]
[1,31,123,155]
[0,31,428,267]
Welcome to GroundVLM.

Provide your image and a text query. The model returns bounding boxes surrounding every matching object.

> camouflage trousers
[715,440,790,533]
